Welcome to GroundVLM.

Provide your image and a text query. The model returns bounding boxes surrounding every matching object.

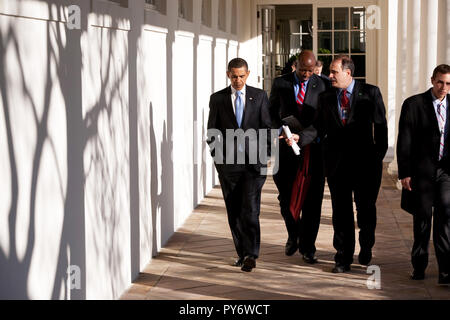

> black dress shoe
[303,253,318,264]
[438,273,450,285]
[241,256,256,272]
[410,270,425,280]
[285,238,298,256]
[358,249,372,266]
[232,258,243,267]
[332,264,351,273]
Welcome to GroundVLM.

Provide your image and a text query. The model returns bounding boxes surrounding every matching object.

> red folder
[290,145,311,221]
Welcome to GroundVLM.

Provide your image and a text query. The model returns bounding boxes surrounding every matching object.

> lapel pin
[249,97,253,101]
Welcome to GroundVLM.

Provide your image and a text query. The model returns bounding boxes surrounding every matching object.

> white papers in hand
[282,125,301,156]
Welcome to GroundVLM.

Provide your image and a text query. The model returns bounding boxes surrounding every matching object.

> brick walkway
[121,166,450,300]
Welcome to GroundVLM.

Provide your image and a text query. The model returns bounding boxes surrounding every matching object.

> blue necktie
[235,91,243,128]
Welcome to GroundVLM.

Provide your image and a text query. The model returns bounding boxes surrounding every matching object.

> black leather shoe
[410,270,425,280]
[232,258,243,267]
[303,253,318,264]
[285,238,298,256]
[438,273,450,285]
[332,264,351,273]
[241,256,256,272]
[358,249,372,266]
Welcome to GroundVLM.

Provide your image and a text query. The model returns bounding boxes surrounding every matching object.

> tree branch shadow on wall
[150,103,174,258]
[0,2,78,299]
[52,4,131,299]
[0,1,130,299]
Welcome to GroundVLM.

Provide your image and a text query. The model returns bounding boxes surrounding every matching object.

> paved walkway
[121,165,449,300]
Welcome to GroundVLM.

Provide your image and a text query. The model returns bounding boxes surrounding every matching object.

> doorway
[259,4,369,94]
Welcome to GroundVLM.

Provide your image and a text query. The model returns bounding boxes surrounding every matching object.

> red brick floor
[121,166,450,300]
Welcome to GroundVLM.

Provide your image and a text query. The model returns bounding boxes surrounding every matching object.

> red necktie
[290,82,311,221]
[341,89,350,125]
[296,82,306,112]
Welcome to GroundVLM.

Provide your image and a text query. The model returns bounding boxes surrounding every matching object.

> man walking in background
[397,64,450,284]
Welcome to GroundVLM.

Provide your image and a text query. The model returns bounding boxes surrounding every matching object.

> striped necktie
[296,82,306,110]
[437,102,446,160]
[341,89,350,125]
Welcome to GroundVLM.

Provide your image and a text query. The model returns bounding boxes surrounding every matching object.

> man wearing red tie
[269,50,328,264]
[315,55,388,273]
[397,64,450,284]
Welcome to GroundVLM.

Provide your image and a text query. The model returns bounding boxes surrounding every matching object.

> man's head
[431,64,450,101]
[314,60,323,75]
[329,55,354,89]
[227,58,250,91]
[295,50,316,82]
[291,60,297,72]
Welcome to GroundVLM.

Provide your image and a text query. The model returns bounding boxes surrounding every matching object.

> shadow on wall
[150,103,174,257]
[0,22,32,300]
[0,1,132,299]
[0,2,86,299]
[0,3,85,299]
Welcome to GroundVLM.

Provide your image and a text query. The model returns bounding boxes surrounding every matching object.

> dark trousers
[273,143,325,255]
[412,168,450,275]
[327,160,383,266]
[220,169,266,260]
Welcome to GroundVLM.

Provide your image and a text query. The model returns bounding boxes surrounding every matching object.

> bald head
[296,50,317,82]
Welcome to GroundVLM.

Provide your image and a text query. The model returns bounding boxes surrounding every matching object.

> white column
[419,0,438,91]
[388,0,407,175]
[387,0,398,161]
[405,0,421,96]
[437,0,450,64]
[396,0,408,106]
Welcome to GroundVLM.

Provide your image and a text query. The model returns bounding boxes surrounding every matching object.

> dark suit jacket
[319,74,330,82]
[207,85,272,181]
[316,81,388,178]
[269,73,329,147]
[397,89,450,214]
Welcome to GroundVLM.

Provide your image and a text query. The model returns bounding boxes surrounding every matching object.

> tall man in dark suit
[397,64,450,284]
[316,56,388,273]
[207,58,272,272]
[269,50,328,263]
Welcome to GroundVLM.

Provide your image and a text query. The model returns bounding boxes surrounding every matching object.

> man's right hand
[401,177,412,191]
[279,134,300,147]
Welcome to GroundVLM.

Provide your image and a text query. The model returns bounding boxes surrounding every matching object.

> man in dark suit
[269,50,328,264]
[316,55,388,273]
[315,60,330,82]
[207,58,272,272]
[397,64,450,284]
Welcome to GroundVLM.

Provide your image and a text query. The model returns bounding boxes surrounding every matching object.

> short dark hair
[335,55,355,76]
[316,60,323,67]
[228,58,248,71]
[432,64,450,79]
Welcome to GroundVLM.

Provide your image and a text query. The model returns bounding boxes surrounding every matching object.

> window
[201,0,212,27]
[274,5,313,74]
[317,7,366,81]
[178,0,193,22]
[218,0,226,31]
[108,0,128,7]
[145,0,166,14]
